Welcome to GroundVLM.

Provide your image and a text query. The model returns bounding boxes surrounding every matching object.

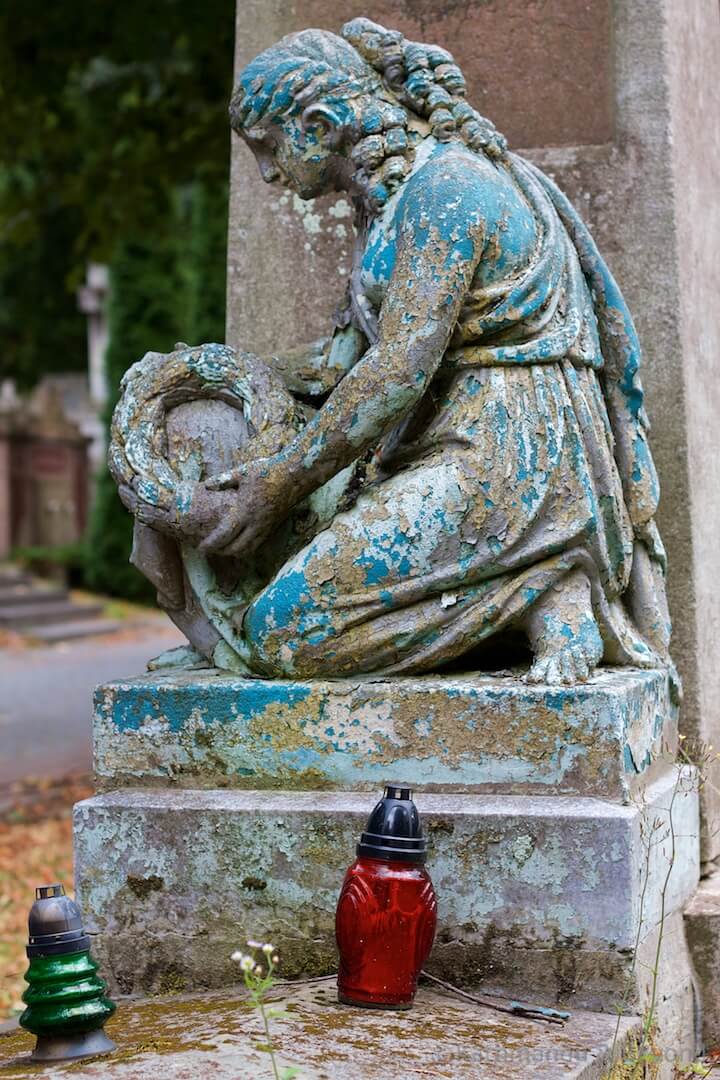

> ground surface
[0,981,642,1079]
[0,617,184,787]
[0,775,93,1019]
[0,609,183,1019]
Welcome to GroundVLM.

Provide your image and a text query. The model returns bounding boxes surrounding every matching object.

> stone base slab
[0,982,644,1080]
[93,667,676,800]
[685,869,720,1051]
[74,768,699,1009]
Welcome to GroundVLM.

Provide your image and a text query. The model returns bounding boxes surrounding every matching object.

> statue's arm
[195,165,487,556]
[263,326,367,397]
[263,170,485,504]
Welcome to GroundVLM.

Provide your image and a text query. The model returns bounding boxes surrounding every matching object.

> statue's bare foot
[524,570,603,685]
[147,643,209,671]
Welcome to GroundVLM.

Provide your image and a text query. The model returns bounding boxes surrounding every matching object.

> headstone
[11,384,90,550]
[0,381,19,559]
[73,9,716,1070]
[227,0,720,865]
[77,263,110,410]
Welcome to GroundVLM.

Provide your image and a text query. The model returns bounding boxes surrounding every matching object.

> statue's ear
[301,104,347,149]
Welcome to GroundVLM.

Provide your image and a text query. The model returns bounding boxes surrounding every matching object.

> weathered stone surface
[225,0,720,860]
[685,870,720,1051]
[0,983,642,1080]
[523,6,720,863]
[74,768,699,1007]
[632,908,699,1069]
[94,668,677,800]
[228,0,614,360]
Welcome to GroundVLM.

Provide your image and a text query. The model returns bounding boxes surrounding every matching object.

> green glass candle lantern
[19,883,116,1062]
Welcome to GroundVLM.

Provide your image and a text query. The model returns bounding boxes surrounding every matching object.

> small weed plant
[231,942,301,1080]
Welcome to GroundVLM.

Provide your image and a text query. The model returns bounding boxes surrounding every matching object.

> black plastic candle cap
[357,783,427,864]
[27,883,91,957]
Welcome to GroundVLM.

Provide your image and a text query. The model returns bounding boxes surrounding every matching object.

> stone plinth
[74,767,698,1020]
[685,870,720,1050]
[93,668,676,801]
[0,982,644,1080]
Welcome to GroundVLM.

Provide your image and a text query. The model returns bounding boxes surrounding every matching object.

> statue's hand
[198,459,283,557]
[119,478,240,551]
[204,466,247,492]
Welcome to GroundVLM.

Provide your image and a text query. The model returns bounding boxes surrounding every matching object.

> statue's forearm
[273,329,444,505]
[264,326,366,396]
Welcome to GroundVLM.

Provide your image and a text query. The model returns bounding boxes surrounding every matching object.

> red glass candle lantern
[335,784,437,1009]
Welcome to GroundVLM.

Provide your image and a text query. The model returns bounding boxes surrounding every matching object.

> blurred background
[0,0,235,1015]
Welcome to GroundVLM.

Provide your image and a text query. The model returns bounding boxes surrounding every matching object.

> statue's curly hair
[229,19,506,213]
[342,18,507,161]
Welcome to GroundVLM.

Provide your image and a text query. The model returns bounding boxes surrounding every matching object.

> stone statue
[110,18,673,688]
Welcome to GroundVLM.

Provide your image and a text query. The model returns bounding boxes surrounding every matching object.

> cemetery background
[1,0,720,1077]
[0,0,233,1019]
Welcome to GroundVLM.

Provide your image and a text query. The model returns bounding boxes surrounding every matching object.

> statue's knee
[243,572,334,676]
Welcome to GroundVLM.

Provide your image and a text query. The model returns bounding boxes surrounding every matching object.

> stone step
[685,870,720,1051]
[92,667,677,800]
[0,599,104,627]
[0,566,31,587]
[23,617,122,643]
[0,981,643,1079]
[0,584,69,607]
[74,770,699,1014]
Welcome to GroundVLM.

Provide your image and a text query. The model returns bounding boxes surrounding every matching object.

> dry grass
[0,774,93,1019]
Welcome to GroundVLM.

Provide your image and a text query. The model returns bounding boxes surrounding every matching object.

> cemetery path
[0,620,184,787]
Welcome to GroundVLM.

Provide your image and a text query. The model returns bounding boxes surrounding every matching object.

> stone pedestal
[75,668,700,1065]
[92,668,677,799]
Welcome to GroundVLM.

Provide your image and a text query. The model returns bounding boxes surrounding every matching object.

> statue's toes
[526,645,596,686]
[525,656,552,684]
[569,646,593,682]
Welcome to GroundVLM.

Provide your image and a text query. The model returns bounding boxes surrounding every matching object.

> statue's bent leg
[241,457,477,678]
[523,567,603,685]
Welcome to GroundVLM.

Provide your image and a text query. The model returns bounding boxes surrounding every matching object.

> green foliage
[232,945,301,1080]
[85,221,181,601]
[181,180,229,347]
[0,1,234,595]
[12,541,88,587]
[0,0,234,385]
[83,179,229,600]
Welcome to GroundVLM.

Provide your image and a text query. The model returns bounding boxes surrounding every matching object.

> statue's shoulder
[396,143,514,243]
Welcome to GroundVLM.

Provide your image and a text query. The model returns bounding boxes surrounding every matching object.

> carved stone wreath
[108,342,304,513]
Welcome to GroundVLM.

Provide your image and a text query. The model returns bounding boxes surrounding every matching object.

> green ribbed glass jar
[20,884,116,1062]
[20,951,116,1036]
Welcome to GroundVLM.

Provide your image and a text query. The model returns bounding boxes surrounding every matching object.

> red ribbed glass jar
[335,785,437,1009]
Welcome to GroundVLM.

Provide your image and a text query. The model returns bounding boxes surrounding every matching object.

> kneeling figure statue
[111,18,673,687]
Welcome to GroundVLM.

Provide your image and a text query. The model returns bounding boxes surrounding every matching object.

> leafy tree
[0,0,234,385]
[1,0,234,595]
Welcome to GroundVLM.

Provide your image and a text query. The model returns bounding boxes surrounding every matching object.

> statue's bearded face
[241,112,349,200]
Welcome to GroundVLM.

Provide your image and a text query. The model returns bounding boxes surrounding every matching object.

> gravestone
[228,0,720,866]
[72,7,718,1071]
